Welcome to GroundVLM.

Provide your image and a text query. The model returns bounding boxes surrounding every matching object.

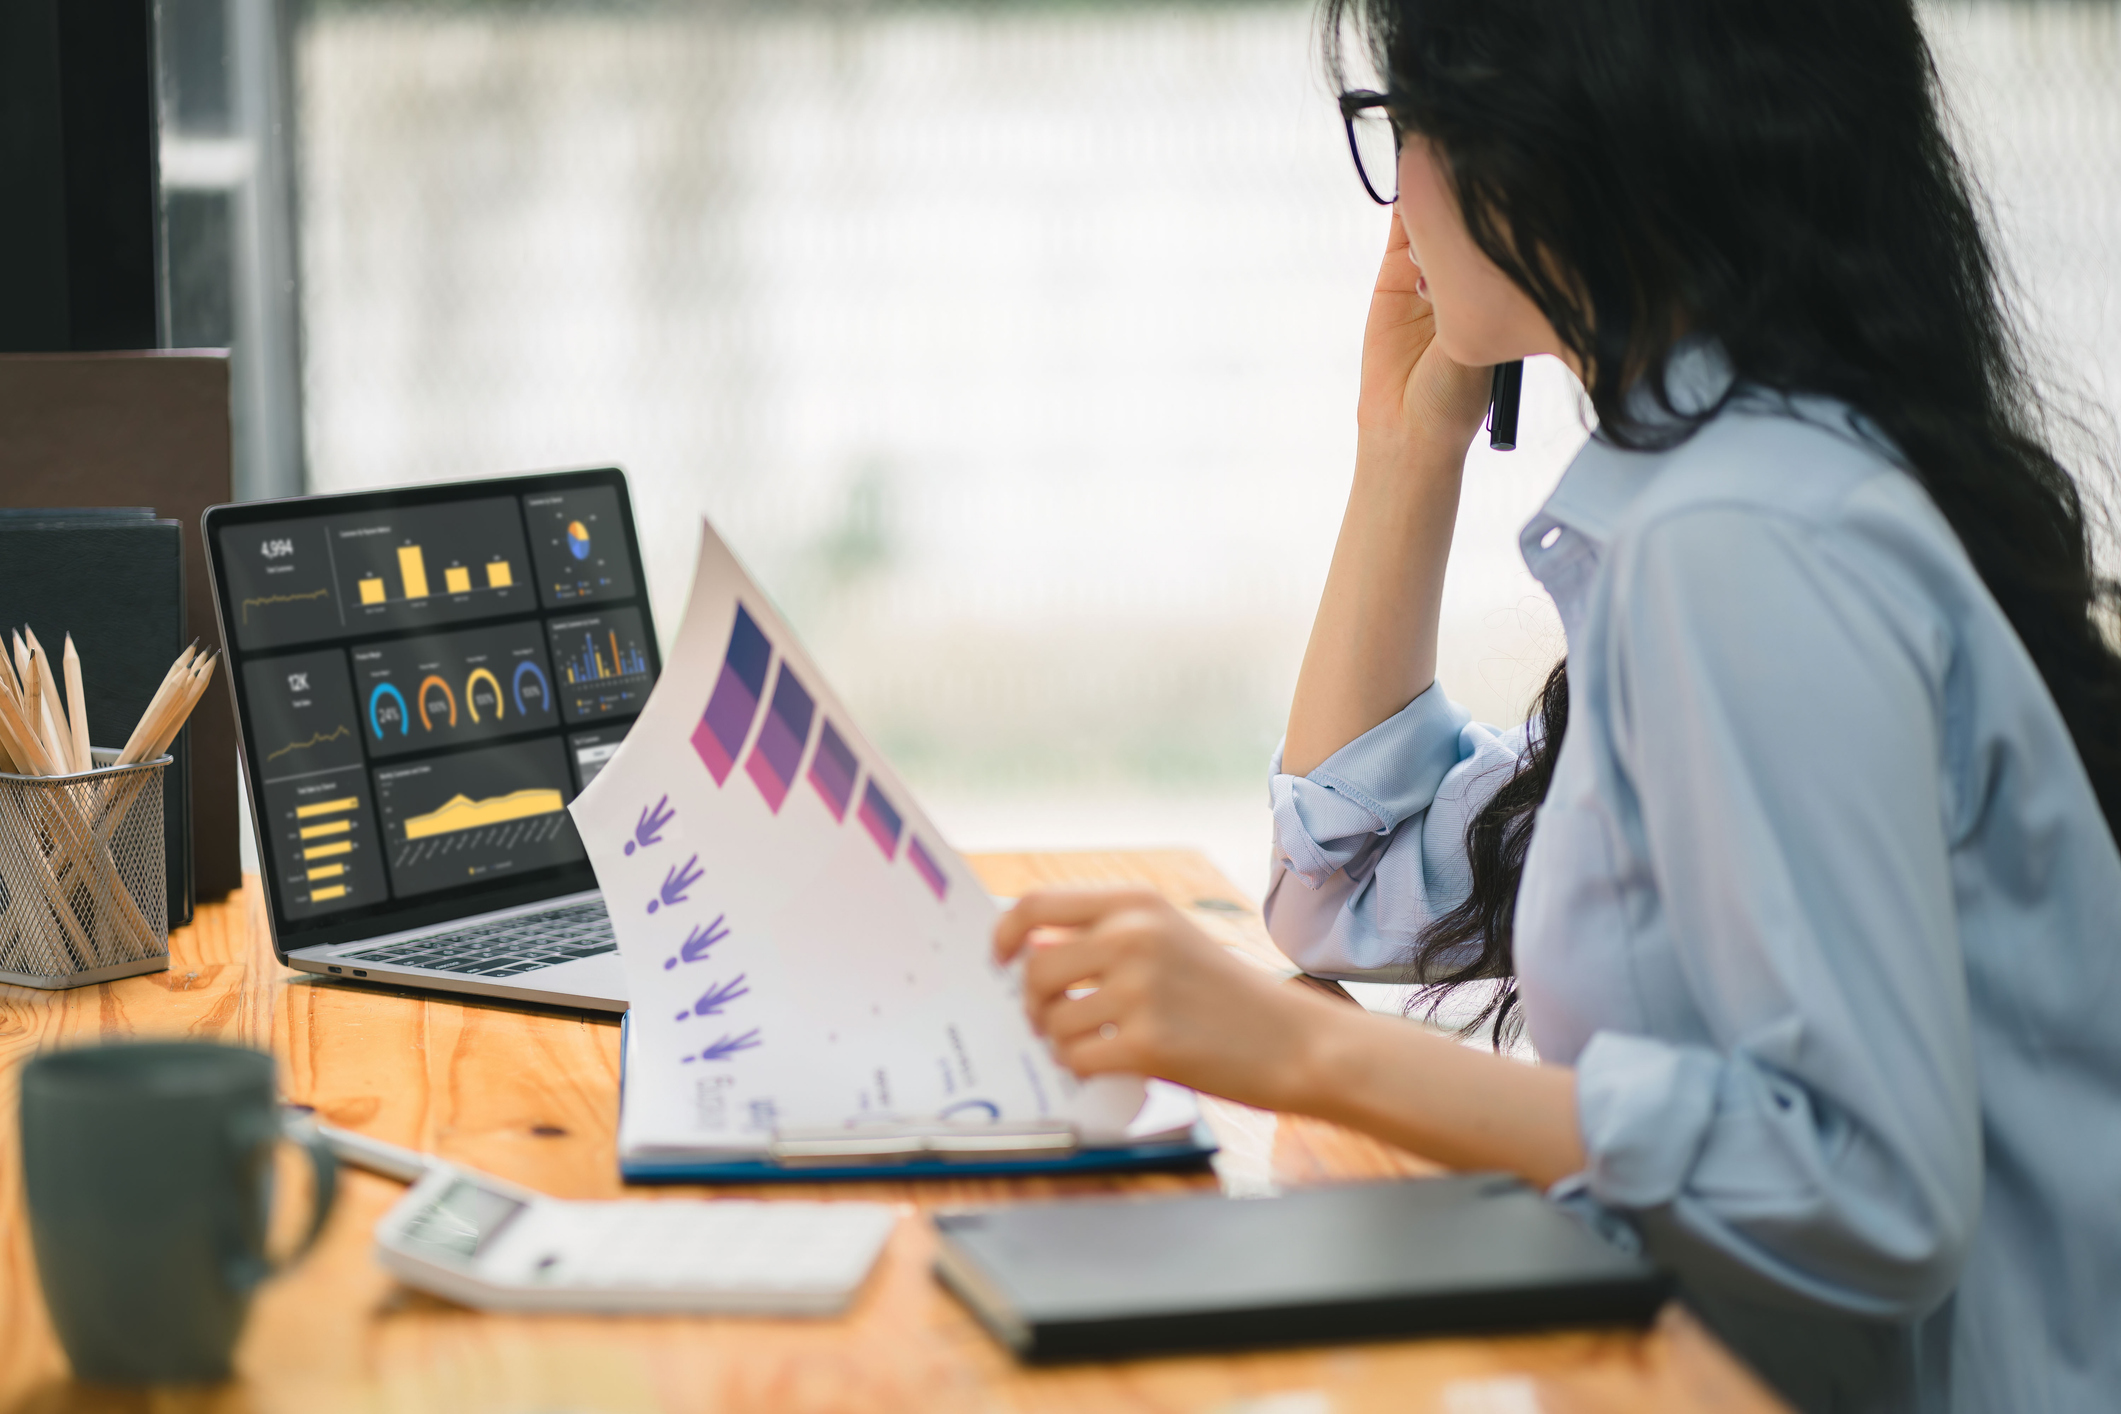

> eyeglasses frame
[1338,89,1400,206]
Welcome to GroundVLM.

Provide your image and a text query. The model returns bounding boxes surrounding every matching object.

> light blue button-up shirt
[1263,366,2121,1413]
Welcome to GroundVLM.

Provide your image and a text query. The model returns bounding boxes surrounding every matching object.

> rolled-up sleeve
[1263,684,1530,980]
[1570,505,1982,1320]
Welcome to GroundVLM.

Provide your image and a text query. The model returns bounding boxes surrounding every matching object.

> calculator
[373,1162,897,1314]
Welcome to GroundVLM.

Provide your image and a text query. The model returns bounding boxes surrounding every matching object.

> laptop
[202,468,659,1011]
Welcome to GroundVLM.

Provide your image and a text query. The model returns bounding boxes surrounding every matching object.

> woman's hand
[993,885,1589,1186]
[1280,215,1493,777]
[993,888,1343,1113]
[1358,213,1495,448]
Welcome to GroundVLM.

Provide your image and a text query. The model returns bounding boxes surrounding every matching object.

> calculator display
[397,1178,527,1262]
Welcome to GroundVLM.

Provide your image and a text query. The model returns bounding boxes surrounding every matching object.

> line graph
[266,724,354,763]
[241,587,331,624]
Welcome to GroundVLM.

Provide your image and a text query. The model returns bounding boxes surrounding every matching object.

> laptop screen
[204,468,660,954]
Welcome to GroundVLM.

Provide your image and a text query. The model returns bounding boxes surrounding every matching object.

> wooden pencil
[11,633,31,715]
[0,681,58,776]
[25,630,79,773]
[128,656,200,765]
[116,644,199,766]
[62,635,91,773]
[25,653,66,774]
[142,652,218,761]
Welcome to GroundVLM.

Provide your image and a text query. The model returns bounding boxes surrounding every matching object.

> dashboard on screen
[206,470,659,953]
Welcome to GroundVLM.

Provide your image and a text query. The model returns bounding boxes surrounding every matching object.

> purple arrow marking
[679,1029,762,1063]
[648,854,703,915]
[663,913,731,970]
[624,795,675,856]
[675,973,749,1021]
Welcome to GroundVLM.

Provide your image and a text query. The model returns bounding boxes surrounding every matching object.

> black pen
[1488,360,1524,451]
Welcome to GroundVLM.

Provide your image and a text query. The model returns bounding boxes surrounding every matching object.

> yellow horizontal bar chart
[306,863,346,882]
[403,788,565,841]
[398,545,429,599]
[444,566,472,594]
[295,797,358,820]
[358,577,386,605]
[298,819,351,840]
[486,560,513,588]
[311,885,347,902]
[303,841,353,861]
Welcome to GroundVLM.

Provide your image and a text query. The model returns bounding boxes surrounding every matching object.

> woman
[994,2,2121,1409]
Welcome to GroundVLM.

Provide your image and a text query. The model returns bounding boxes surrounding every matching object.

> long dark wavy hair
[1323,0,2121,1046]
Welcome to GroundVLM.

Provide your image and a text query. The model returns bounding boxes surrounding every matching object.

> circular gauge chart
[368,682,410,740]
[512,660,552,716]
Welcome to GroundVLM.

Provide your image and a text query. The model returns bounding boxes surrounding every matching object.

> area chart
[371,737,584,898]
[403,788,567,840]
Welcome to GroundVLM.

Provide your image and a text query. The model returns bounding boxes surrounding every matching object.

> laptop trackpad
[530,950,628,1005]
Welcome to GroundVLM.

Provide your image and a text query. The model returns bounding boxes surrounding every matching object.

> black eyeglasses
[1339,90,1401,206]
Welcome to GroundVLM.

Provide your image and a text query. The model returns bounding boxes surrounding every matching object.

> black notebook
[933,1173,1667,1362]
[0,509,193,923]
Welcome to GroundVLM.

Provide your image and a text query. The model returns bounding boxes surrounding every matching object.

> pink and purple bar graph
[691,604,771,785]
[808,721,858,822]
[907,837,948,900]
[744,663,815,813]
[857,781,903,860]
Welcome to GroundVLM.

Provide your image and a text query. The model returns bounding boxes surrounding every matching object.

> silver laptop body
[204,468,657,1013]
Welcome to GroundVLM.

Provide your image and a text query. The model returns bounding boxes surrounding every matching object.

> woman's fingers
[1020,928,1130,1024]
[1376,209,1425,298]
[1052,1027,1134,1077]
[1040,982,1129,1047]
[993,886,1165,962]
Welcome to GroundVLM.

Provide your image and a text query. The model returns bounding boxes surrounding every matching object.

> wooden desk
[0,852,1786,1414]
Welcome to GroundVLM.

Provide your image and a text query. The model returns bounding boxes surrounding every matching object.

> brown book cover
[0,351,242,901]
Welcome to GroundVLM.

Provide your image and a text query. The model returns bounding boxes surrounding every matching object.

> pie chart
[566,520,592,560]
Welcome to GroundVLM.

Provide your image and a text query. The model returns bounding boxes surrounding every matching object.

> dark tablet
[934,1173,1666,1362]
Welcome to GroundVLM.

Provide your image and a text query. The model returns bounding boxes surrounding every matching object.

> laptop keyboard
[349,900,616,978]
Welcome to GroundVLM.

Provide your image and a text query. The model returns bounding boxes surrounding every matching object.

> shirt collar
[1523,337,1737,553]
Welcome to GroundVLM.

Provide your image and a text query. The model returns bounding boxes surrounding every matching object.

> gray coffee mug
[19,1042,337,1384]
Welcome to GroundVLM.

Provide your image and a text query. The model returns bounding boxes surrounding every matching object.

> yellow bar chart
[486,560,513,588]
[398,545,430,599]
[359,576,386,605]
[444,566,472,594]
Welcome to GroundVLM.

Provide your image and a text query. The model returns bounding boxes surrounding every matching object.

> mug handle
[273,1113,340,1270]
[225,1111,341,1292]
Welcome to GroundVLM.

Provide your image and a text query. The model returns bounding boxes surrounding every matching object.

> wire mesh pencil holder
[0,750,170,989]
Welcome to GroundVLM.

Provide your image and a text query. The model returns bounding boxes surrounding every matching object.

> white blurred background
[287,0,2121,901]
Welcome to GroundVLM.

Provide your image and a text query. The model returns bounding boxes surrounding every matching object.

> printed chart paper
[573,520,1140,1154]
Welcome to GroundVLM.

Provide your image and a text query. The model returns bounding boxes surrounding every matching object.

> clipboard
[616,1012,1219,1184]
